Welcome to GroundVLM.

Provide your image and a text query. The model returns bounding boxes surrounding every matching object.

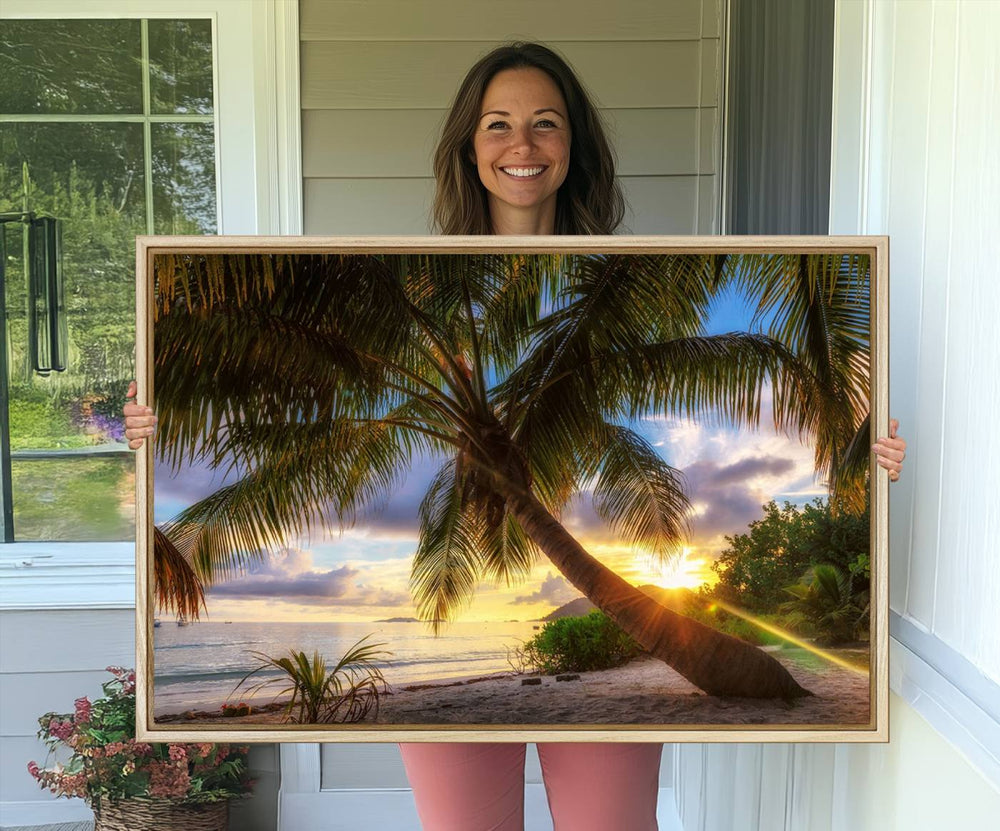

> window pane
[152,123,217,234]
[0,20,142,115]
[2,123,145,541]
[148,19,215,115]
[11,456,134,541]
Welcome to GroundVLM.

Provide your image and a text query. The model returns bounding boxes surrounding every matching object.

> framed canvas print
[135,235,888,743]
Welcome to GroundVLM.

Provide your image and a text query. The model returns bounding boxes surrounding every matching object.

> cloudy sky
[154,283,829,623]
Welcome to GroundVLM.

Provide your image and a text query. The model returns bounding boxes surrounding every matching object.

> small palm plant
[233,636,391,724]
[780,564,869,646]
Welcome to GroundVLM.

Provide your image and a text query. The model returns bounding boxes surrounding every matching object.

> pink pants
[399,742,662,831]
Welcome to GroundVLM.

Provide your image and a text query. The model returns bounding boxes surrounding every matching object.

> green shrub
[522,612,641,674]
[779,564,869,646]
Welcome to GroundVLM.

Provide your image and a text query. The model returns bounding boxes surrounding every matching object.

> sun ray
[706,598,869,675]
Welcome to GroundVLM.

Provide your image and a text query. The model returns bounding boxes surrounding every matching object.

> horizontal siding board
[301,41,702,110]
[304,178,434,234]
[301,0,703,41]
[702,0,722,39]
[1,670,117,737]
[698,107,717,174]
[620,175,700,234]
[302,110,444,178]
[607,109,703,175]
[0,610,133,674]
[700,38,720,107]
[303,108,708,178]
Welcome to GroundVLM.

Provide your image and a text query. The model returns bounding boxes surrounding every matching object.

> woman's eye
[486,120,509,130]
[536,119,557,128]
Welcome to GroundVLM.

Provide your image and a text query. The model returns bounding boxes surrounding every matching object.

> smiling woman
[431,42,624,237]
[471,67,571,234]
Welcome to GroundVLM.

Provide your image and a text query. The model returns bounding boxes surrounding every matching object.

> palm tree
[721,252,872,512]
[152,251,865,699]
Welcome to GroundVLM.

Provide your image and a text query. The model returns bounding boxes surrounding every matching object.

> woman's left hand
[872,418,907,482]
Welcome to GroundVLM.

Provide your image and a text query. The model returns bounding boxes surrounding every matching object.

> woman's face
[471,67,571,233]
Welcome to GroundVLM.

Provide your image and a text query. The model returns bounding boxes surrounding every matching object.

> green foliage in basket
[28,667,254,810]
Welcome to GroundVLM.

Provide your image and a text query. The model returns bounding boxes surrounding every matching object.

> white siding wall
[300,0,723,235]
[0,610,134,812]
[0,605,279,830]
[673,1,1000,828]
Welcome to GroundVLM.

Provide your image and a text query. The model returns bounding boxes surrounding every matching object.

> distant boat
[177,616,190,626]
[153,619,162,628]
[224,621,233,624]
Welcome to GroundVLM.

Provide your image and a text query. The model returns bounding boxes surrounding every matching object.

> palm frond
[724,252,871,483]
[831,413,871,513]
[409,459,485,632]
[587,424,690,562]
[478,505,540,587]
[161,414,420,583]
[152,526,206,619]
[602,332,812,431]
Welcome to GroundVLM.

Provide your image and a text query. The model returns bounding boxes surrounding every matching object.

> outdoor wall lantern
[0,211,67,542]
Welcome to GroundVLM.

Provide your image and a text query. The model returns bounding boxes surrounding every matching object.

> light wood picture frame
[135,235,889,743]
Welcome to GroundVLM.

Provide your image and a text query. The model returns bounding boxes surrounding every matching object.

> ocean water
[153,619,541,715]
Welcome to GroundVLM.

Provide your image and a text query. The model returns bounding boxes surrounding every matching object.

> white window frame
[0,0,302,611]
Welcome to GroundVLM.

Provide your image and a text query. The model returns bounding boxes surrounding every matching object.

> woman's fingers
[123,380,156,450]
[872,419,907,482]
[873,439,906,462]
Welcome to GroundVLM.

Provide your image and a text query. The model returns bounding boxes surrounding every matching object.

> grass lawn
[12,455,135,540]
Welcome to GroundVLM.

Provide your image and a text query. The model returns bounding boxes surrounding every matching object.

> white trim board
[0,543,134,610]
[891,611,1000,726]
[890,632,1000,790]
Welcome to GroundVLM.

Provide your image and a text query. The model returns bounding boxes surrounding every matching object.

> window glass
[151,123,217,234]
[148,19,214,115]
[0,20,143,115]
[0,20,216,541]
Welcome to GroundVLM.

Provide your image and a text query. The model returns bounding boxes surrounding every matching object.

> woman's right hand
[123,380,157,450]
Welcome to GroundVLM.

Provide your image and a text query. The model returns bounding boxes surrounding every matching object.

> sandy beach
[155,646,870,728]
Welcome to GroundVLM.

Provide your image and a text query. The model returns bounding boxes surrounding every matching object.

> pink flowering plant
[28,667,253,810]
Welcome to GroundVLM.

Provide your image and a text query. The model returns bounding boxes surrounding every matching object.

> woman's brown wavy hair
[432,42,626,235]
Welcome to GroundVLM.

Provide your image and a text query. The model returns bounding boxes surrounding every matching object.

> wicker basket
[93,798,229,831]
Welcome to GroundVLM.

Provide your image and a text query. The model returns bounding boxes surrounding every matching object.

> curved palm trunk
[504,489,811,699]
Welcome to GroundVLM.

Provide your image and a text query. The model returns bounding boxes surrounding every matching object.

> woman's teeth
[502,167,544,177]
